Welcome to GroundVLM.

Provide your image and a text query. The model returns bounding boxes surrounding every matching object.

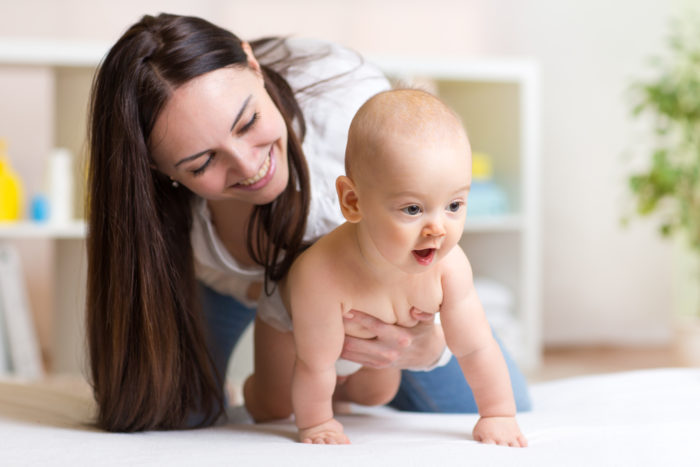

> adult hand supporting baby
[340,309,445,370]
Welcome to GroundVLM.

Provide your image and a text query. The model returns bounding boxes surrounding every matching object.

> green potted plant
[626,16,700,363]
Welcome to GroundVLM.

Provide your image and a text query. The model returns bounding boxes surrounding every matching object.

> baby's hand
[472,416,527,447]
[298,418,350,444]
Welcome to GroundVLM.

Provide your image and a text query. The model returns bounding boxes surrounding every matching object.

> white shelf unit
[372,56,542,370]
[0,39,102,374]
[0,39,541,374]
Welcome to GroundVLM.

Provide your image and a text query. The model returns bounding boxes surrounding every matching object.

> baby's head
[338,89,472,271]
[344,89,470,185]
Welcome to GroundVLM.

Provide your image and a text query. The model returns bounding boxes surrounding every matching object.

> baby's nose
[422,221,446,237]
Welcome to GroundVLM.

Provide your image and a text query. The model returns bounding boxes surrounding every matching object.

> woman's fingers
[339,309,444,369]
[340,335,399,368]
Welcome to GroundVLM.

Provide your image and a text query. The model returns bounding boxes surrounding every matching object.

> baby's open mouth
[412,248,436,265]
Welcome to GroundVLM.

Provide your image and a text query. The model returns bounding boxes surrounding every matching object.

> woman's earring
[170,178,179,188]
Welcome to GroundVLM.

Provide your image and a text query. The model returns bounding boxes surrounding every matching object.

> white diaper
[335,358,362,377]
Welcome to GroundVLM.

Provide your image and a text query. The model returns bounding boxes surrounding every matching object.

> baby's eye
[447,201,463,212]
[402,205,422,216]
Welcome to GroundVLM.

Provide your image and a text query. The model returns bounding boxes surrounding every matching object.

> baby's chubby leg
[244,317,296,422]
[334,366,402,407]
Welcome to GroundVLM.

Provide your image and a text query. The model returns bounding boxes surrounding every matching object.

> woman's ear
[241,41,263,78]
[336,175,362,223]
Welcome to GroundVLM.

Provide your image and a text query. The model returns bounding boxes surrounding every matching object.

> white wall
[0,0,692,348]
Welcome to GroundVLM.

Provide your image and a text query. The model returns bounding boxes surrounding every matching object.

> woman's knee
[344,369,401,407]
[243,374,293,422]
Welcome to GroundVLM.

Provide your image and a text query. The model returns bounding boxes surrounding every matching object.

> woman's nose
[226,142,260,178]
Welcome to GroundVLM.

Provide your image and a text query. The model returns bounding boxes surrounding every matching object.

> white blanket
[2,368,699,466]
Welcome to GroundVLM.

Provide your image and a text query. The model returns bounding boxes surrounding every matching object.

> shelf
[0,221,86,239]
[369,54,538,83]
[0,39,107,67]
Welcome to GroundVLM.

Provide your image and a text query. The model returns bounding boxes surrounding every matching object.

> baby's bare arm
[293,358,348,444]
[440,248,527,447]
[287,253,349,444]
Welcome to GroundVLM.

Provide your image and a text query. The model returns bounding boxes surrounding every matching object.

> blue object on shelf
[30,194,50,222]
[468,181,509,217]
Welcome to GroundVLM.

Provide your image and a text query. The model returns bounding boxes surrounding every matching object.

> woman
[87,13,531,432]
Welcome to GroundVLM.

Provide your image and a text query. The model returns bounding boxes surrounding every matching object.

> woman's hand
[339,309,446,370]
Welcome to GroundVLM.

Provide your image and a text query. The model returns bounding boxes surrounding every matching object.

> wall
[0,0,692,357]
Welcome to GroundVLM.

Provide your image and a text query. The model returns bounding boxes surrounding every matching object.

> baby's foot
[298,418,350,444]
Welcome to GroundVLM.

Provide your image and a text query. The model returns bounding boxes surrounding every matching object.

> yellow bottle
[0,139,24,221]
[472,151,494,181]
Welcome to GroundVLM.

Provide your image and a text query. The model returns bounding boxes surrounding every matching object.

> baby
[276,89,526,446]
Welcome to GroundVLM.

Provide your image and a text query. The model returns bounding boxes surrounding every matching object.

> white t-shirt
[190,38,391,309]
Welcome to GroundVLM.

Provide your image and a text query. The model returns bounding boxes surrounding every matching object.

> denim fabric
[199,282,257,382]
[388,332,532,413]
[198,282,532,416]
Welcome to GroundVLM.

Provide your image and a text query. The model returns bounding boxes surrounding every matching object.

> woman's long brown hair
[87,13,310,431]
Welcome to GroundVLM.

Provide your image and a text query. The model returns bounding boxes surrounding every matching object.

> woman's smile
[234,148,275,190]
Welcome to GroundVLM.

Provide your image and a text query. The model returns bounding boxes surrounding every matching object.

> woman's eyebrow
[174,148,209,167]
[230,95,252,131]
[174,95,253,167]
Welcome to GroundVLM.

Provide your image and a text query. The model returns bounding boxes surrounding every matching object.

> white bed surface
[2,368,699,466]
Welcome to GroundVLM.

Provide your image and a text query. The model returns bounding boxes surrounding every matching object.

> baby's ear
[336,175,362,223]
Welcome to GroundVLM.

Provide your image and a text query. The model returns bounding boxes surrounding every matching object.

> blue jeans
[199,282,532,415]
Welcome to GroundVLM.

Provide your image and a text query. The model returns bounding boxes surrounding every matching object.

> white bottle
[47,147,74,225]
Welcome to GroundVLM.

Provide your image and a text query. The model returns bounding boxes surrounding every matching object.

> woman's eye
[402,205,422,216]
[238,112,259,134]
[447,201,463,212]
[192,154,214,176]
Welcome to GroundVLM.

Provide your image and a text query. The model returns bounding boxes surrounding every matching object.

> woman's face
[150,57,289,205]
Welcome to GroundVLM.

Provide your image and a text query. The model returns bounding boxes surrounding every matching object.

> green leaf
[625,12,700,258]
